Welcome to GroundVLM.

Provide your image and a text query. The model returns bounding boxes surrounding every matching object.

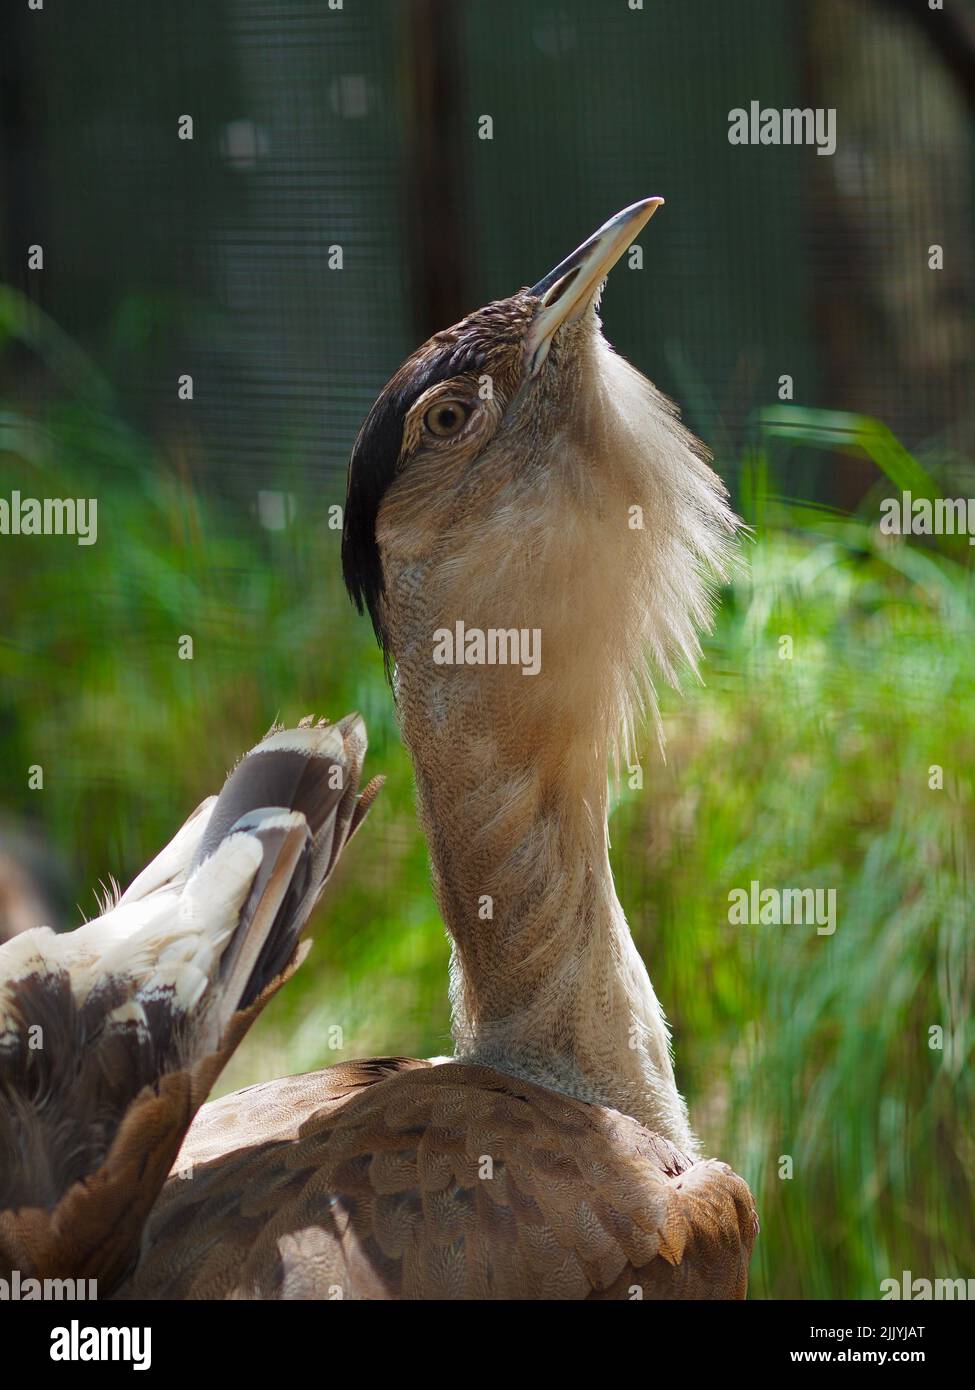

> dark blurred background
[0,0,973,1300]
[3,0,973,500]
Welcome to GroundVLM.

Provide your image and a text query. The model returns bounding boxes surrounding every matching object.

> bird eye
[424,400,469,437]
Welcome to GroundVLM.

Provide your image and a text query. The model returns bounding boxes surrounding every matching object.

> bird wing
[119,1061,757,1300]
[0,716,379,1296]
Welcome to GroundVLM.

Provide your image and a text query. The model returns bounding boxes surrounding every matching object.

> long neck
[395,648,697,1153]
[376,338,738,1154]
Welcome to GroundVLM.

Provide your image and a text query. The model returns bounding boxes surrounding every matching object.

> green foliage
[1,297,971,1298]
[616,510,974,1298]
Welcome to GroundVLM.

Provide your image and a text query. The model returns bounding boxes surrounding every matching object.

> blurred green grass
[1,293,972,1299]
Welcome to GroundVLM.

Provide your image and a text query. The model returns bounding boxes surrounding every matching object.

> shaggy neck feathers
[381,332,737,1150]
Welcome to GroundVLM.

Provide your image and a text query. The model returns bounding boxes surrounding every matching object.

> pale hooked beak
[524,197,664,377]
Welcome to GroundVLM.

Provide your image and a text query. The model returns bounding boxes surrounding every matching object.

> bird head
[342,199,740,766]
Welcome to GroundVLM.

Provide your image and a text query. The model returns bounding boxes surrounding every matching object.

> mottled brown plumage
[119,1061,754,1300]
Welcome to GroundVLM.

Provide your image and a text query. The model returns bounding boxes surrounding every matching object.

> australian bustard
[0,200,757,1299]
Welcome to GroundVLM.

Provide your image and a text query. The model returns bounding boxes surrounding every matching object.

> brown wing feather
[118,1062,757,1300]
[0,717,378,1295]
[0,960,301,1293]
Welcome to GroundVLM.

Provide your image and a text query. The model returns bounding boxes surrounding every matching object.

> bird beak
[524,197,664,376]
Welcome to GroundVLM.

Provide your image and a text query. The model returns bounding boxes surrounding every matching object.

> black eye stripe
[341,292,532,678]
[341,345,485,673]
